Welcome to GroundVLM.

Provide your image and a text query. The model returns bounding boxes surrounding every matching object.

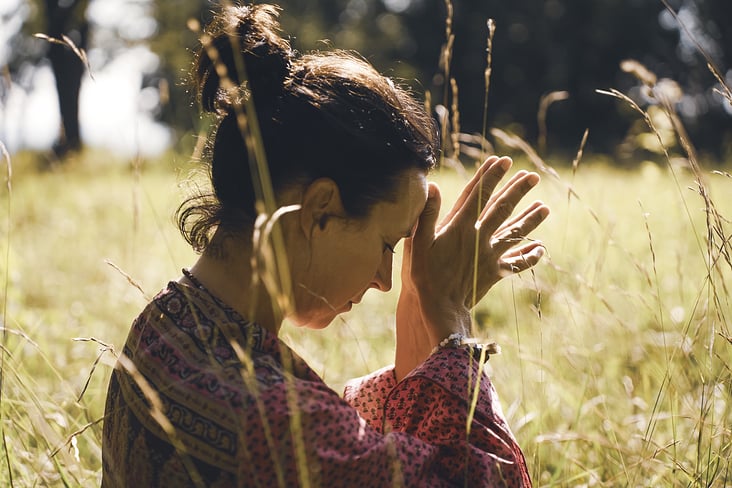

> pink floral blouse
[102,278,531,487]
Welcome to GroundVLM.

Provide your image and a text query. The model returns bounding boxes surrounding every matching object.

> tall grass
[0,137,730,488]
[0,151,196,485]
[0,144,729,486]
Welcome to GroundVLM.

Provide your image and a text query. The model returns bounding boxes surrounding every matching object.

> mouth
[341,293,365,312]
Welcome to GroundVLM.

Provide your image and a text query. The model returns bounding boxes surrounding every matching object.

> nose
[372,251,393,292]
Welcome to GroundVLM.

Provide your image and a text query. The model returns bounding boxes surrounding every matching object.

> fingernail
[499,157,512,171]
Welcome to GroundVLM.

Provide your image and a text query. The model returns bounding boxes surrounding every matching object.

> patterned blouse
[102,278,531,487]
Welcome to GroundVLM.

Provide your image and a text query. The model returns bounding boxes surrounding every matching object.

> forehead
[372,169,428,232]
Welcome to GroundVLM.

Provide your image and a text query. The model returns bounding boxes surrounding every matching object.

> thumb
[413,182,441,251]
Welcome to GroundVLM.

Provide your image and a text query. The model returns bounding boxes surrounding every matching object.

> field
[0,145,730,486]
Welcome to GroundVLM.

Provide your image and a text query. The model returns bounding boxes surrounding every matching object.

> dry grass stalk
[457,132,494,163]
[438,0,455,168]
[567,128,589,206]
[192,7,312,482]
[660,0,732,104]
[72,337,115,403]
[602,36,731,480]
[440,0,454,82]
[104,259,151,301]
[480,19,496,162]
[537,91,569,154]
[449,78,460,160]
[490,128,561,181]
[465,19,502,468]
[229,338,288,487]
[620,59,657,88]
[571,128,589,178]
[618,57,731,282]
[33,33,94,81]
[0,140,12,487]
[116,353,206,487]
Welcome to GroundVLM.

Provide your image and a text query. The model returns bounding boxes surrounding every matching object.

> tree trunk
[44,0,89,158]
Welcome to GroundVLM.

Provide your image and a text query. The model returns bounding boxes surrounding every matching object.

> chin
[292,310,339,330]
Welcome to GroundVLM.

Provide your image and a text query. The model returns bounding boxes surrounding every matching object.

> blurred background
[0,0,730,164]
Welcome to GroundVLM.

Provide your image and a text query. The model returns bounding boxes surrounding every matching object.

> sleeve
[344,347,532,487]
[235,368,448,487]
[343,364,397,431]
[236,347,531,487]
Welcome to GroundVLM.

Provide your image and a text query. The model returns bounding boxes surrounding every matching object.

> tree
[42,0,90,157]
[7,0,728,162]
[395,0,731,161]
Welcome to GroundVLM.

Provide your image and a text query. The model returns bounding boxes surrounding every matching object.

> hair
[177,3,439,252]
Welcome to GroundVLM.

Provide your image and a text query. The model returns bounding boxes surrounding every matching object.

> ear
[299,178,345,239]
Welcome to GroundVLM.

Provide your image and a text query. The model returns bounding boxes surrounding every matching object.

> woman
[102,3,549,487]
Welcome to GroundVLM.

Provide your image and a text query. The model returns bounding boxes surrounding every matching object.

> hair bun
[194,3,292,113]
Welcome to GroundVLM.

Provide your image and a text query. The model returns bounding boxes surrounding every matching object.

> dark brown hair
[178,3,439,252]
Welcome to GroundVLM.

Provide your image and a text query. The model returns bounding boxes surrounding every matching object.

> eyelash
[383,242,396,254]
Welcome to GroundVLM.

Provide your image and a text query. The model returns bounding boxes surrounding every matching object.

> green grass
[0,147,730,486]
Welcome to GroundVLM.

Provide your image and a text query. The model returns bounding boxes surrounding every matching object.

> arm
[343,347,531,486]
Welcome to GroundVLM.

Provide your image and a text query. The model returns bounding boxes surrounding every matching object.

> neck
[183,229,283,335]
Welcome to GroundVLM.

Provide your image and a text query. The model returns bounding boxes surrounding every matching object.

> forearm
[394,289,471,382]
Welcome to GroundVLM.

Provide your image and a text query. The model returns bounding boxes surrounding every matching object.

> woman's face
[290,169,428,329]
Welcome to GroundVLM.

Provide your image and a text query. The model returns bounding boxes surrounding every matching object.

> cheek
[293,227,382,316]
[319,247,381,306]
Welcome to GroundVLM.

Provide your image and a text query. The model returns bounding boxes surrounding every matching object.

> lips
[340,293,365,312]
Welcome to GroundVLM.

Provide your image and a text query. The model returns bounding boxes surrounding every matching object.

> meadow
[0,137,729,486]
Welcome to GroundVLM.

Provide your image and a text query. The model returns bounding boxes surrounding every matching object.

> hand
[394,156,550,380]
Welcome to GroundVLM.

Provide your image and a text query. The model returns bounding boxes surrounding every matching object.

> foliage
[146,0,732,160]
[5,0,730,160]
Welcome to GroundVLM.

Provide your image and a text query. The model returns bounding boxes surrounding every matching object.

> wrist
[430,333,502,361]
[430,332,467,354]
[425,304,472,346]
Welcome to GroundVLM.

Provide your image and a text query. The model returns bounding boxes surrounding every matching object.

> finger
[478,172,540,236]
[401,235,413,282]
[500,240,546,261]
[494,200,546,235]
[438,156,510,232]
[437,156,500,232]
[402,185,442,283]
[479,170,531,221]
[474,170,535,230]
[498,242,546,275]
[402,185,440,287]
[412,183,441,257]
[490,203,550,255]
